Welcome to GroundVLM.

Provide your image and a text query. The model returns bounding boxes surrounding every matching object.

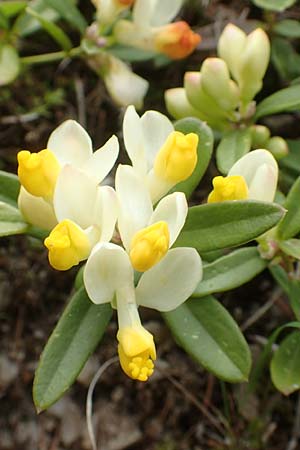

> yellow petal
[207,175,248,203]
[154,131,198,183]
[130,221,169,272]
[44,219,91,270]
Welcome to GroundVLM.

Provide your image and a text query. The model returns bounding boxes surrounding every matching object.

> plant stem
[20,46,82,65]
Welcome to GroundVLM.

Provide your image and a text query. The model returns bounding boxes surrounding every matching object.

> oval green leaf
[271,37,300,81]
[0,1,27,18]
[175,201,285,252]
[33,287,112,411]
[0,44,20,86]
[252,0,296,11]
[271,330,300,395]
[275,20,300,38]
[279,239,300,259]
[0,201,27,236]
[255,85,300,120]
[172,117,213,198]
[216,128,251,175]
[43,0,87,33]
[193,247,267,297]
[163,296,251,382]
[277,176,300,240]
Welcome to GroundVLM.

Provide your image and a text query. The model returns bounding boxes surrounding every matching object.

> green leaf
[171,118,213,198]
[0,201,27,236]
[0,44,20,86]
[33,287,112,411]
[0,1,27,18]
[13,0,61,37]
[163,296,251,382]
[255,85,300,119]
[193,247,267,297]
[216,128,251,175]
[271,330,300,395]
[43,0,87,33]
[275,20,300,38]
[26,7,72,51]
[0,170,20,206]
[277,176,300,240]
[251,0,296,11]
[279,239,300,259]
[271,38,300,81]
[175,201,285,253]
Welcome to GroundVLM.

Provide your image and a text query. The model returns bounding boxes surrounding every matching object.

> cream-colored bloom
[84,237,201,380]
[17,120,119,230]
[91,0,135,25]
[123,105,198,203]
[114,0,200,60]
[208,149,278,203]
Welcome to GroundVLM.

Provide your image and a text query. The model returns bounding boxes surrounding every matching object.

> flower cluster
[165,23,270,130]
[17,107,202,381]
[16,101,279,381]
[88,0,200,109]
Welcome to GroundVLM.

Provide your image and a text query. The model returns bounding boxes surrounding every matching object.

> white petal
[104,57,149,109]
[140,110,174,168]
[84,242,134,304]
[93,185,118,242]
[54,165,97,229]
[133,0,155,28]
[228,149,278,193]
[123,106,147,175]
[18,187,57,230]
[136,247,202,311]
[151,0,183,26]
[47,120,93,167]
[248,164,278,202]
[115,165,153,250]
[82,135,119,184]
[150,192,187,246]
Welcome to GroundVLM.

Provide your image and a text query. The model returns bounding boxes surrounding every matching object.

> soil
[1,1,300,449]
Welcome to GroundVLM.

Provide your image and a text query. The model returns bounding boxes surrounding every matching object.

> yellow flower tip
[207,175,249,203]
[44,219,91,271]
[155,21,201,60]
[154,131,198,184]
[117,326,156,382]
[17,149,60,199]
[129,221,170,272]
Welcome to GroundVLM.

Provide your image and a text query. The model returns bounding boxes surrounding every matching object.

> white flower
[115,164,199,271]
[208,149,278,203]
[123,105,198,203]
[17,120,119,229]
[91,0,134,25]
[83,238,201,380]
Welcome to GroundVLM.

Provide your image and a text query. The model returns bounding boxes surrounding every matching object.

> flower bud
[201,58,240,111]
[266,136,289,160]
[217,23,246,81]
[250,125,271,148]
[207,175,249,203]
[164,88,207,121]
[237,28,270,102]
[154,21,200,60]
[184,71,229,120]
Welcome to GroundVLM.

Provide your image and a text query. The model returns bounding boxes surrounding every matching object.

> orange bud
[118,0,134,5]
[155,21,201,60]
